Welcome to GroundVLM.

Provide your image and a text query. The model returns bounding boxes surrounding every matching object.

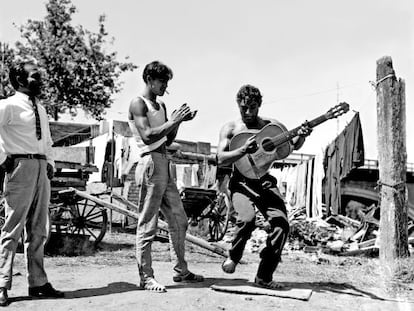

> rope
[377,180,406,192]
[369,74,395,90]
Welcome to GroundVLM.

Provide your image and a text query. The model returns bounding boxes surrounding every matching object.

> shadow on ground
[8,282,140,304]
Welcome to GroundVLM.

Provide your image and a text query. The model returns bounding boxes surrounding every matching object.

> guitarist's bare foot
[222,258,237,274]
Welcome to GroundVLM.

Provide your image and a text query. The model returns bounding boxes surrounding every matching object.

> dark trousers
[228,176,289,282]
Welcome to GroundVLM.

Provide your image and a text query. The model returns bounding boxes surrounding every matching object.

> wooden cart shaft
[68,188,228,258]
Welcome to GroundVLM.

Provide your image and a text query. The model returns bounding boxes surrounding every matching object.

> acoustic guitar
[229,102,349,179]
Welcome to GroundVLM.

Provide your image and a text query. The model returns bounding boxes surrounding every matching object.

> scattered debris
[240,202,389,258]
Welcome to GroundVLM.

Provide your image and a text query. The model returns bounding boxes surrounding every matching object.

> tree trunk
[53,106,59,121]
[376,56,409,269]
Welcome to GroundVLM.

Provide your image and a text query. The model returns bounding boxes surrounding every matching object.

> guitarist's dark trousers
[228,171,289,282]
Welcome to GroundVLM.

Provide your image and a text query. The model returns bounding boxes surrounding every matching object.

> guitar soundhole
[261,138,275,152]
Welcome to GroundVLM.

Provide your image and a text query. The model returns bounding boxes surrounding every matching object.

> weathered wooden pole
[376,56,409,268]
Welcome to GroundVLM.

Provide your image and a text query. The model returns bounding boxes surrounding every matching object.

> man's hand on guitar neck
[292,122,312,150]
[297,122,312,137]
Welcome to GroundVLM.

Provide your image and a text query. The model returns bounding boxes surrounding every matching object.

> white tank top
[129,95,167,155]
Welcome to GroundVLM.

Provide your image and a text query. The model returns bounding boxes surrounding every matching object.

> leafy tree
[13,0,137,120]
[0,43,16,99]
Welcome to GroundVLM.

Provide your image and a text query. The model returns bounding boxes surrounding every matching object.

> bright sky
[1,0,413,161]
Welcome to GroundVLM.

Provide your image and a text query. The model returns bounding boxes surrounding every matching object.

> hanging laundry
[323,113,365,215]
[311,150,325,218]
[294,161,308,209]
[74,133,108,183]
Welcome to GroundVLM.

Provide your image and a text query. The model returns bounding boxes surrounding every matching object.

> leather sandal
[254,276,285,290]
[173,271,204,282]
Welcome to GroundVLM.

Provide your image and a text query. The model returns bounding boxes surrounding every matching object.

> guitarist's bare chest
[231,120,269,137]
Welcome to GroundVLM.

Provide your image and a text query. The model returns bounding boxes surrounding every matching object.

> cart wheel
[208,192,231,241]
[409,222,414,241]
[50,198,108,246]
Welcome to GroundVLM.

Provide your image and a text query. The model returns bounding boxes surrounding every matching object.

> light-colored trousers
[135,152,189,282]
[0,158,50,289]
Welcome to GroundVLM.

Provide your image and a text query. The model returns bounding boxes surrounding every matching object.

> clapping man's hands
[171,103,197,123]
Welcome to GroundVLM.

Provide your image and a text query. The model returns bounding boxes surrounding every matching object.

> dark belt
[140,150,165,157]
[11,154,47,160]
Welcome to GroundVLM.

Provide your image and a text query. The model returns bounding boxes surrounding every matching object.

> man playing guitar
[217,84,312,289]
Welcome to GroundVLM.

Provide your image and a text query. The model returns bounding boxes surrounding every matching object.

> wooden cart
[48,160,108,246]
[180,186,231,242]
[53,188,230,257]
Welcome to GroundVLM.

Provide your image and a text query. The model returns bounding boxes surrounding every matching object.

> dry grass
[392,257,414,284]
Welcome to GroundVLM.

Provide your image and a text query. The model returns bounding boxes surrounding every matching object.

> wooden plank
[174,139,197,153]
[52,147,92,164]
[52,176,85,183]
[51,180,86,187]
[54,161,98,172]
[196,142,211,155]
[339,246,379,257]
[358,238,376,249]
[169,151,216,164]
[54,171,83,179]
[335,214,362,227]
[211,283,313,301]
[52,186,86,192]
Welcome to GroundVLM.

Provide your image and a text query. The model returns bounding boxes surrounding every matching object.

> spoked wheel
[208,192,231,242]
[49,197,108,246]
[409,222,414,245]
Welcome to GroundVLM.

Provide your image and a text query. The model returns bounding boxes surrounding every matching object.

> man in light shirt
[0,59,63,306]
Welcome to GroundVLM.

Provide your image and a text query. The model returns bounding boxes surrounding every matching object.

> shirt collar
[15,91,30,101]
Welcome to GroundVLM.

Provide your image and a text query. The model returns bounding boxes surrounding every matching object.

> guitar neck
[272,114,329,146]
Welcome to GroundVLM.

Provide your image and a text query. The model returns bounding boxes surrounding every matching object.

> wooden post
[376,56,409,267]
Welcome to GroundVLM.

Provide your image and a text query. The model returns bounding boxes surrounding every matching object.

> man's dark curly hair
[236,84,262,105]
[142,61,173,83]
[9,59,36,90]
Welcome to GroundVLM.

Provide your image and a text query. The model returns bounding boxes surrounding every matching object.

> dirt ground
[4,230,414,311]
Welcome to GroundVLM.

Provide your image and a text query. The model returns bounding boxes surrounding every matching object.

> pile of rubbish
[245,204,383,256]
[230,203,413,256]
[287,204,384,256]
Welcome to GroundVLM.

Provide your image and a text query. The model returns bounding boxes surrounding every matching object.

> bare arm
[129,97,179,145]
[292,123,312,150]
[216,122,258,166]
[162,102,178,146]
[292,136,306,150]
